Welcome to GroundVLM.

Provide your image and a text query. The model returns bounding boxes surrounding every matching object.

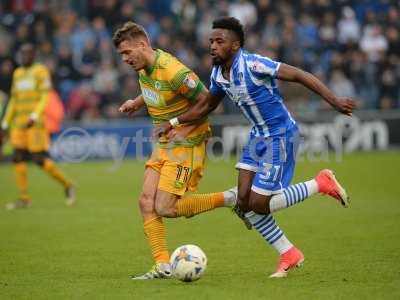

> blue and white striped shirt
[209,49,296,137]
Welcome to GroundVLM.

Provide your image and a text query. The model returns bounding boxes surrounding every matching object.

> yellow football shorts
[145,142,206,196]
[10,127,50,153]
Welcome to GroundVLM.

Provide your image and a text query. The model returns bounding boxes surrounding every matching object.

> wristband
[1,121,8,130]
[169,117,180,128]
[30,112,38,121]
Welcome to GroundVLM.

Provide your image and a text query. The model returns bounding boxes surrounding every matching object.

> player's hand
[332,97,356,116]
[25,117,36,128]
[153,122,173,138]
[119,99,140,116]
[168,124,197,141]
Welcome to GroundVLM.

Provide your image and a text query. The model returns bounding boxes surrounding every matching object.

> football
[170,244,207,282]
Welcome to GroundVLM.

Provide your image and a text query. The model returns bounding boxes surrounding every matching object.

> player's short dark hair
[212,17,244,47]
[112,21,149,48]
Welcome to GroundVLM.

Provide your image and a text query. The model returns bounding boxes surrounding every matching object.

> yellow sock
[43,159,70,188]
[176,192,224,218]
[143,216,170,264]
[15,162,30,201]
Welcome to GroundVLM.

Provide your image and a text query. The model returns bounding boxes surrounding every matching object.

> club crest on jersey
[183,74,196,89]
[154,81,161,90]
[251,61,268,74]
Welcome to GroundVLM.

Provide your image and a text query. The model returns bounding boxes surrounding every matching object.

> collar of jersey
[215,48,242,84]
[145,49,161,76]
[232,48,242,70]
[21,63,37,71]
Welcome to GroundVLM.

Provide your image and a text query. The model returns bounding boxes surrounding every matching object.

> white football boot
[130,262,172,280]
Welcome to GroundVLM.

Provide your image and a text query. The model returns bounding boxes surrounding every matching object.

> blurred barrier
[50,122,152,162]
[211,113,392,155]
[46,110,399,162]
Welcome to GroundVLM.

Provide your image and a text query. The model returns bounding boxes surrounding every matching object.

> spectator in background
[318,12,337,51]
[32,20,49,45]
[0,57,15,95]
[140,13,160,42]
[338,7,361,45]
[54,46,81,103]
[92,59,120,117]
[70,19,95,64]
[67,82,100,120]
[360,25,388,63]
[379,66,398,109]
[386,26,400,57]
[92,16,111,46]
[13,23,32,51]
[386,6,400,28]
[78,38,100,79]
[329,70,357,100]
[228,0,257,28]
[261,13,280,50]
[96,0,122,31]
[118,1,137,26]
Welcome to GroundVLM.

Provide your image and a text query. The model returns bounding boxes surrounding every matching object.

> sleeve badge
[183,74,197,89]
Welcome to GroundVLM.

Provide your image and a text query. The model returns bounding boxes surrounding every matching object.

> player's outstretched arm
[178,89,223,124]
[154,89,223,137]
[277,63,356,116]
[0,97,14,150]
[119,95,145,116]
[1,97,15,131]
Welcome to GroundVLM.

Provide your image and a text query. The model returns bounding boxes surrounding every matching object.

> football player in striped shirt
[1,44,74,210]
[113,22,237,280]
[156,17,356,278]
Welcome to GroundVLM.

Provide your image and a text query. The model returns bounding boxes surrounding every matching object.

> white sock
[245,211,293,255]
[269,179,319,213]
[223,187,237,207]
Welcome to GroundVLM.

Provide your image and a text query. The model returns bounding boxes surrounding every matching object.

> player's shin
[175,192,225,218]
[268,180,319,213]
[42,159,71,188]
[245,211,293,255]
[15,162,30,201]
[143,216,170,264]
[175,187,237,218]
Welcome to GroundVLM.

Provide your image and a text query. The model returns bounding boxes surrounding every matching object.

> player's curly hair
[212,17,245,47]
[112,21,149,48]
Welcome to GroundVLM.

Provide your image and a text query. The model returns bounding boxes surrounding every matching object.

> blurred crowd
[0,0,399,121]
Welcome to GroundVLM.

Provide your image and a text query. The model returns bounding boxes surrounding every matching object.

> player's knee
[139,192,155,215]
[237,197,250,212]
[237,188,250,212]
[154,201,175,218]
[249,195,271,214]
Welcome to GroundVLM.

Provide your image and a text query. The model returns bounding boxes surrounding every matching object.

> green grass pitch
[0,151,399,299]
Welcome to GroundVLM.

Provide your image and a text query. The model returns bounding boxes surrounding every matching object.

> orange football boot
[270,246,304,278]
[315,169,350,207]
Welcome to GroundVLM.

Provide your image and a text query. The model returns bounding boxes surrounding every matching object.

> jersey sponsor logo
[15,79,35,91]
[183,74,196,89]
[225,85,246,104]
[142,88,160,106]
